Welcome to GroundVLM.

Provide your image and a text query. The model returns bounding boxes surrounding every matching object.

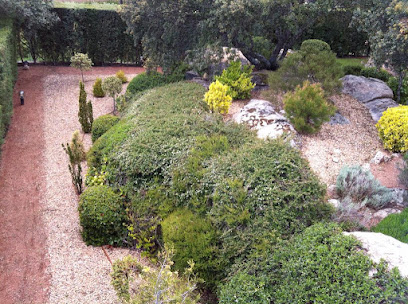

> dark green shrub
[126,72,168,95]
[274,39,343,94]
[220,223,408,303]
[0,19,17,150]
[361,67,392,82]
[93,77,105,97]
[372,208,408,243]
[91,114,120,143]
[399,152,408,188]
[387,76,408,105]
[253,36,274,59]
[161,209,220,287]
[342,64,363,76]
[78,185,127,246]
[78,81,93,133]
[283,81,336,134]
[336,165,393,210]
[215,61,255,100]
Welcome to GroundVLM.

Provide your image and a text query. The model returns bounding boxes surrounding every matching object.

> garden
[0,0,407,304]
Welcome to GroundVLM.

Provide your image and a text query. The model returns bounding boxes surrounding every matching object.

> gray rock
[342,75,394,103]
[332,157,339,163]
[373,208,401,220]
[370,151,392,165]
[185,70,200,80]
[327,184,339,199]
[344,232,408,277]
[329,112,350,125]
[234,99,297,144]
[365,98,398,122]
[341,75,398,122]
[328,199,340,209]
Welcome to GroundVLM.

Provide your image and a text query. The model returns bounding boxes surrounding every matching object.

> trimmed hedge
[91,114,120,143]
[35,8,141,65]
[0,19,17,149]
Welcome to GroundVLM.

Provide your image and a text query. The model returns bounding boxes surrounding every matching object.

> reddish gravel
[0,65,144,304]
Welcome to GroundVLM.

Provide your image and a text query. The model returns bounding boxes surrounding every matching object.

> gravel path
[0,66,146,304]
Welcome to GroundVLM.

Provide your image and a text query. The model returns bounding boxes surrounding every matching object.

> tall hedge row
[0,19,17,148]
[35,8,141,65]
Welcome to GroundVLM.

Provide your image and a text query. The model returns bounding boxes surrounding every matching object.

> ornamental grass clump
[204,80,232,114]
[376,105,408,153]
[283,81,335,134]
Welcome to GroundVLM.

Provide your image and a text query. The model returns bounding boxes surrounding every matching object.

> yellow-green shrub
[204,80,232,114]
[116,70,128,83]
[93,77,105,97]
[376,106,408,153]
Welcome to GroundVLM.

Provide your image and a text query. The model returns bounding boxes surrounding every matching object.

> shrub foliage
[283,81,335,134]
[78,81,93,133]
[116,70,128,83]
[92,114,120,143]
[93,77,105,98]
[126,72,168,95]
[376,105,408,153]
[78,185,126,246]
[204,80,232,114]
[373,208,408,243]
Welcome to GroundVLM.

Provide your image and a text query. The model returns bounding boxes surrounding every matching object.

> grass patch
[53,2,118,11]
[372,208,408,243]
[336,57,368,67]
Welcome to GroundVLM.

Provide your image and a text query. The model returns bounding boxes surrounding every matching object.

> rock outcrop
[234,99,297,144]
[341,75,398,121]
[344,231,408,277]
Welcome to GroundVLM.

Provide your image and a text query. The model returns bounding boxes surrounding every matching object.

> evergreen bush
[361,67,392,82]
[204,80,232,114]
[161,209,220,287]
[126,72,168,95]
[78,185,127,246]
[91,114,120,143]
[372,208,408,243]
[336,165,393,210]
[387,76,408,105]
[215,61,255,100]
[342,64,363,76]
[274,39,343,94]
[78,81,93,133]
[93,77,105,97]
[376,106,408,153]
[116,70,128,83]
[283,81,336,134]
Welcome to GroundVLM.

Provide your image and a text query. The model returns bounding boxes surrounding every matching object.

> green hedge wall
[0,19,17,148]
[35,8,141,65]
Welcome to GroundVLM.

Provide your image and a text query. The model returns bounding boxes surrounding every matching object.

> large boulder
[234,99,297,144]
[344,231,408,277]
[341,75,398,122]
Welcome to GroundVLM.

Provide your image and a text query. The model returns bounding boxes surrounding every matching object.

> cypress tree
[78,81,93,133]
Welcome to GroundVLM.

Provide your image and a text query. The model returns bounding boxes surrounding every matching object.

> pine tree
[78,81,93,133]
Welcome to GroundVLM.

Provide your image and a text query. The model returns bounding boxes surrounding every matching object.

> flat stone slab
[344,232,408,277]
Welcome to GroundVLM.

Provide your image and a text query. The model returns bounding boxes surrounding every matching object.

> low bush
[219,223,408,303]
[111,250,199,304]
[204,80,232,114]
[91,114,120,143]
[274,39,343,94]
[376,105,408,153]
[361,67,392,82]
[387,76,408,105]
[161,209,220,287]
[116,70,128,83]
[372,208,408,243]
[78,185,127,246]
[342,64,363,76]
[399,152,408,188]
[283,81,335,134]
[215,61,255,100]
[126,72,168,95]
[93,78,105,97]
[336,165,393,210]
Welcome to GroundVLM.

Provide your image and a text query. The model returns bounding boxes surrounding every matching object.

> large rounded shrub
[91,114,120,143]
[126,72,168,95]
[376,105,408,153]
[161,209,220,286]
[78,185,127,246]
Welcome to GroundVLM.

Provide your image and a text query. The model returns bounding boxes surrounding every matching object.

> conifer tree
[78,81,93,133]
